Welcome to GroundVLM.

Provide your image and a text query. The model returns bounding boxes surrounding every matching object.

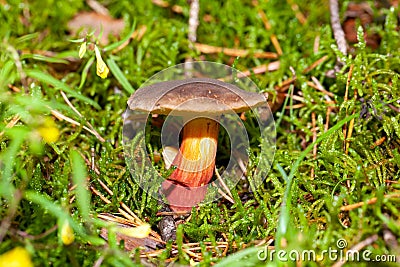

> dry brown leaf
[67,12,125,45]
[342,2,381,49]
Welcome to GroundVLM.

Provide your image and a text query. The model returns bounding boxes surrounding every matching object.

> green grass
[0,0,399,266]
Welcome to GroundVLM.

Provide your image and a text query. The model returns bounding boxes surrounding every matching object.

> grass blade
[25,69,101,109]
[70,149,91,221]
[107,57,135,94]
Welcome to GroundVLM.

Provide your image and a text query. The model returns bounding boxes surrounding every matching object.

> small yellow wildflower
[0,247,33,267]
[60,220,75,245]
[37,117,60,143]
[94,45,109,79]
[78,42,87,58]
[117,223,151,238]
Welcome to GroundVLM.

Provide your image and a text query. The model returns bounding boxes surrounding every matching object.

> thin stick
[91,172,144,224]
[0,115,21,137]
[302,55,329,74]
[8,84,21,92]
[258,9,283,55]
[212,182,235,204]
[313,35,320,54]
[119,202,143,224]
[156,211,191,216]
[91,147,95,171]
[194,43,278,59]
[187,0,199,45]
[287,0,307,24]
[329,0,347,56]
[215,167,234,199]
[6,44,28,92]
[308,77,335,98]
[340,193,400,211]
[86,0,109,16]
[50,109,105,142]
[342,64,354,142]
[345,85,358,154]
[235,61,280,78]
[311,112,317,179]
[60,91,83,117]
[59,91,105,142]
[90,186,111,204]
[185,0,199,76]
[284,103,305,109]
[282,93,304,102]
[325,107,332,132]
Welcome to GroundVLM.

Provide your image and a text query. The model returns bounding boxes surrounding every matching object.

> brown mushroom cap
[128,78,267,115]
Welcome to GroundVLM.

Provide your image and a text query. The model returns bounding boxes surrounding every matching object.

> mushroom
[128,78,266,211]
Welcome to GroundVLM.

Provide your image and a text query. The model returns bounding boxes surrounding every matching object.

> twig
[285,103,305,109]
[342,64,354,143]
[187,0,199,45]
[287,0,307,24]
[93,256,104,267]
[185,0,200,76]
[313,35,320,54]
[59,91,105,143]
[8,84,21,92]
[329,0,347,65]
[0,115,21,138]
[310,112,317,179]
[235,61,280,78]
[282,93,304,102]
[6,44,28,93]
[194,43,278,59]
[340,193,400,211]
[50,109,105,142]
[309,77,335,98]
[152,0,183,13]
[257,9,283,55]
[215,167,234,200]
[91,147,95,171]
[112,25,148,53]
[156,211,191,216]
[302,55,329,74]
[325,107,332,132]
[212,182,235,204]
[86,0,109,16]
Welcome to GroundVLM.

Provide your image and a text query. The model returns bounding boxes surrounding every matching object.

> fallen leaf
[67,12,125,45]
[342,2,381,49]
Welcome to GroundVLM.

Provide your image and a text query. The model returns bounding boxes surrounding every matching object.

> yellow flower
[78,42,87,58]
[117,223,151,238]
[94,45,109,79]
[0,247,33,267]
[60,220,75,245]
[37,117,60,143]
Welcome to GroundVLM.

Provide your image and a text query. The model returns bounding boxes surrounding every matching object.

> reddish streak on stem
[162,118,219,211]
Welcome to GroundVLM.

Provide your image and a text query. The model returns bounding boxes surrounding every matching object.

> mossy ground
[0,0,399,266]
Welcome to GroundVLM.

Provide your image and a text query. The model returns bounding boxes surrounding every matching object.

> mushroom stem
[162,117,219,211]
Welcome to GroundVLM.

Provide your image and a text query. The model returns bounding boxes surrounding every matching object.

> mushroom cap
[128,78,267,115]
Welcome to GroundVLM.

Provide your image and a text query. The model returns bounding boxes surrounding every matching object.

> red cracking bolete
[128,78,267,211]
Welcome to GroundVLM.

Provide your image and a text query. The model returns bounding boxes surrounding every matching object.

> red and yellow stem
[161,117,219,211]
